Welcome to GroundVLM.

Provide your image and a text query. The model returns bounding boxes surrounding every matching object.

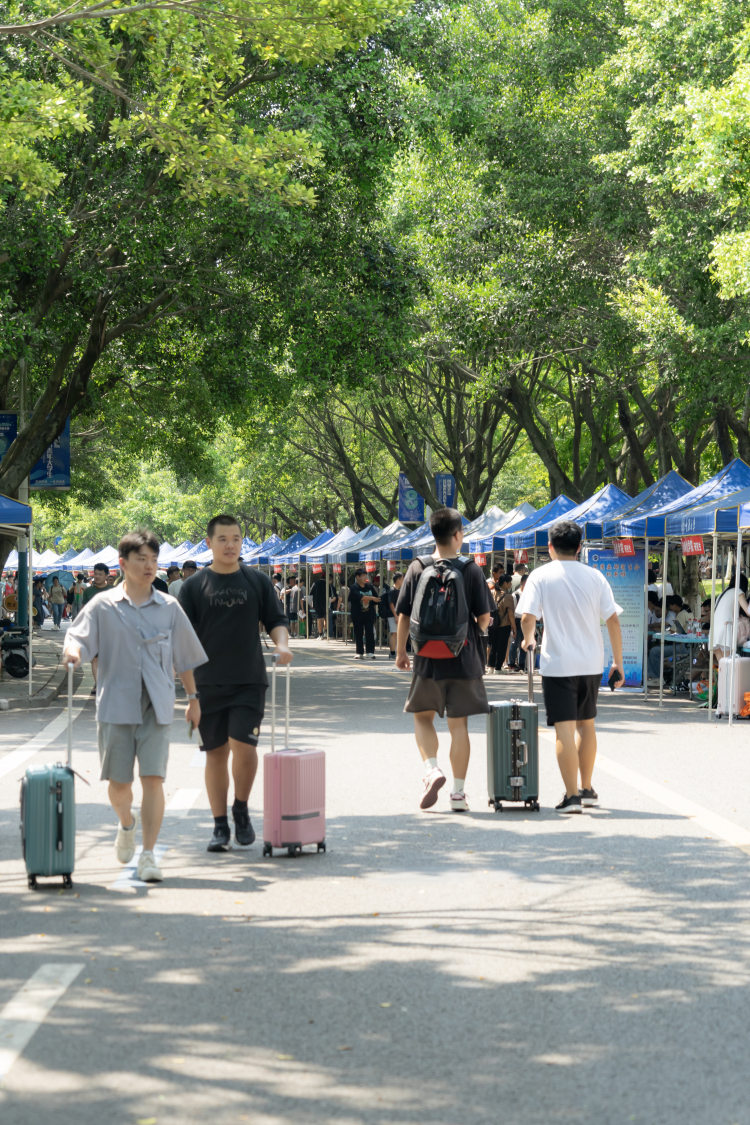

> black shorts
[404,674,489,718]
[541,674,600,727]
[197,684,267,751]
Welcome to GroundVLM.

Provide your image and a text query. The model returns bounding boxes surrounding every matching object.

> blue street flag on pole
[30,418,71,490]
[434,472,457,508]
[398,472,425,523]
[0,413,18,462]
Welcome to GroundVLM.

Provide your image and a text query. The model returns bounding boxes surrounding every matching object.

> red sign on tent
[365,561,377,572]
[311,563,323,574]
[333,563,342,574]
[387,560,396,571]
[681,535,705,557]
[614,538,636,558]
[474,553,487,566]
[514,550,528,565]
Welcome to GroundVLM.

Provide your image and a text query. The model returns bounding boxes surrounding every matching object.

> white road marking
[595,754,750,849]
[0,963,84,1082]
[111,845,167,891]
[165,788,201,816]
[0,699,88,781]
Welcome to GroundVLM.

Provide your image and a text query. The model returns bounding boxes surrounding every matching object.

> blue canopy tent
[381,522,431,562]
[304,527,357,562]
[274,529,334,566]
[326,525,382,565]
[0,493,34,696]
[502,495,578,551]
[243,534,284,566]
[508,485,633,551]
[615,459,750,539]
[357,522,412,562]
[467,503,539,554]
[249,531,309,568]
[597,470,693,540]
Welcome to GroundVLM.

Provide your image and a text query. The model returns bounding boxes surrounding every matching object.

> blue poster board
[434,472,457,508]
[30,418,71,490]
[0,413,17,462]
[398,472,425,523]
[587,548,645,687]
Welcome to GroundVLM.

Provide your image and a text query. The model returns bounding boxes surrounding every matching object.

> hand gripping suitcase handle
[270,654,290,752]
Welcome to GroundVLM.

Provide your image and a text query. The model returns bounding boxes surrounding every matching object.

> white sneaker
[137,849,163,882]
[449,792,469,812]
[115,813,138,864]
[420,767,446,810]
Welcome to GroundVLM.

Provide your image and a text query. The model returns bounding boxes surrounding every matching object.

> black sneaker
[232,805,256,847]
[207,823,231,852]
[579,787,599,808]
[555,794,582,814]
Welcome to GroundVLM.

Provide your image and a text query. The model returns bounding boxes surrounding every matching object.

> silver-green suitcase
[20,664,76,889]
[487,663,540,811]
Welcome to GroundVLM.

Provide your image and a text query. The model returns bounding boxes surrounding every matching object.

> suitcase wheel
[63,874,73,889]
[287,845,302,858]
[317,841,326,853]
[526,800,540,812]
[490,799,502,812]
[28,874,37,890]
[262,843,272,857]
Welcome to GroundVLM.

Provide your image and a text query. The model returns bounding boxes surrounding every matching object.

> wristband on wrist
[186,693,199,700]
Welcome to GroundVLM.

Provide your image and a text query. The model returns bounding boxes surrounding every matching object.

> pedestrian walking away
[63,530,207,882]
[516,519,624,814]
[48,576,66,629]
[179,514,292,853]
[395,507,493,812]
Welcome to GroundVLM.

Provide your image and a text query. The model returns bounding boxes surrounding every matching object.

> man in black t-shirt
[395,508,493,814]
[179,514,291,852]
[349,568,380,659]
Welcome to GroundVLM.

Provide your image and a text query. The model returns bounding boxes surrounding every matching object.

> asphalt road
[1,640,750,1125]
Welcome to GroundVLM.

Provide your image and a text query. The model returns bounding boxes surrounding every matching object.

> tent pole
[643,537,649,698]
[729,528,742,728]
[658,538,668,708]
[325,564,330,644]
[27,524,33,699]
[708,532,717,721]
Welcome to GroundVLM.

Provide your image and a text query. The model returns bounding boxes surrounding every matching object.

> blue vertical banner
[587,548,645,687]
[30,417,71,490]
[0,413,17,462]
[398,472,425,522]
[434,472,457,508]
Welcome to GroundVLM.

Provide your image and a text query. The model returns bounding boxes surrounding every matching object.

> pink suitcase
[262,659,326,857]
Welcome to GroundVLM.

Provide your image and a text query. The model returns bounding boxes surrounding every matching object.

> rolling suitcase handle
[528,654,534,704]
[67,662,74,768]
[269,655,290,752]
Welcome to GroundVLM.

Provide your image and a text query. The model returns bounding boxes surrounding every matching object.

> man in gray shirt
[63,530,207,882]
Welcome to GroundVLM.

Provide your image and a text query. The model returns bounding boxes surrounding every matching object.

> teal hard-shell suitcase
[19,664,76,889]
[487,663,540,812]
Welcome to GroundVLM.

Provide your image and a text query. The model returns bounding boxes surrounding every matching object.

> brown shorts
[404,674,489,718]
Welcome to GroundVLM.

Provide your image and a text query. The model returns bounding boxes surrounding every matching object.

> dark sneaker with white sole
[207,823,231,852]
[232,804,256,846]
[579,787,599,807]
[555,793,582,814]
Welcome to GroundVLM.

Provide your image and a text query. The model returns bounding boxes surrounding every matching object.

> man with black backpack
[395,508,493,812]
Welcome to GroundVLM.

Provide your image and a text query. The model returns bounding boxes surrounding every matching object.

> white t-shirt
[168,578,184,596]
[516,559,622,677]
[713,588,746,649]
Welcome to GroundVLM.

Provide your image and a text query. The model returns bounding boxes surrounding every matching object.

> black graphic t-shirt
[179,566,287,688]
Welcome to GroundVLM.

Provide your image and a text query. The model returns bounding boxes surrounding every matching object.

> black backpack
[378,583,391,620]
[409,555,470,659]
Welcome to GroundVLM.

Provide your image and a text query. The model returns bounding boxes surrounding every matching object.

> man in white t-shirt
[516,519,624,814]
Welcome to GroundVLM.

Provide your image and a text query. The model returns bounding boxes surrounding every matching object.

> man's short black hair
[492,563,503,575]
[499,573,512,586]
[430,507,463,545]
[666,593,683,608]
[353,567,367,579]
[513,561,528,574]
[207,514,240,538]
[167,564,180,574]
[93,562,110,574]
[549,520,582,555]
[118,530,159,560]
[648,568,657,584]
[392,571,403,581]
[182,560,197,570]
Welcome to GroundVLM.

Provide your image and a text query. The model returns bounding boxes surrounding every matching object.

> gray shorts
[388,616,398,633]
[404,674,489,718]
[98,687,170,784]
